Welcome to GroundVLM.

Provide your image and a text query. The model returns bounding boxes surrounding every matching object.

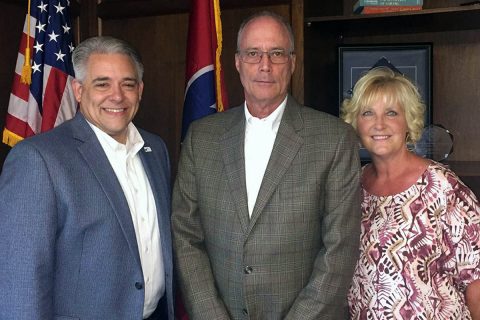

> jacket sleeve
[0,142,57,319]
[285,126,361,320]
[171,127,231,320]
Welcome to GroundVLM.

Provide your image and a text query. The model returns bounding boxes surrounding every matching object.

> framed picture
[338,44,432,161]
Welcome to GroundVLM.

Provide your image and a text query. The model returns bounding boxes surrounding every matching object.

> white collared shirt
[244,97,287,217]
[88,122,164,319]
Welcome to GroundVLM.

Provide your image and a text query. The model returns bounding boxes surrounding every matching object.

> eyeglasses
[237,49,293,64]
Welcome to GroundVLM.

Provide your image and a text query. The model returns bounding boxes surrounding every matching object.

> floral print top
[348,162,480,319]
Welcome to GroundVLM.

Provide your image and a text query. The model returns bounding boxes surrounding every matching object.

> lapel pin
[143,146,152,152]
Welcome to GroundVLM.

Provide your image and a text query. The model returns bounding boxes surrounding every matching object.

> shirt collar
[244,96,287,132]
[87,121,144,157]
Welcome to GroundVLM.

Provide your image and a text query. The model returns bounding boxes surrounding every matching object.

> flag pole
[20,0,32,85]
[213,0,224,112]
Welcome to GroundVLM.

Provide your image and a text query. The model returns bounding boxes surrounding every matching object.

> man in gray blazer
[172,11,361,319]
[0,36,174,319]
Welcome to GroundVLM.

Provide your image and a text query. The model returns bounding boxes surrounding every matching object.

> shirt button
[135,282,143,290]
[244,266,253,274]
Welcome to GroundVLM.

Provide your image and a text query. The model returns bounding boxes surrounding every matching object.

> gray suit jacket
[0,113,174,319]
[172,96,361,319]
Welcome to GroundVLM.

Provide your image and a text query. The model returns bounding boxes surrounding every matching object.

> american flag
[181,0,228,141]
[2,0,77,147]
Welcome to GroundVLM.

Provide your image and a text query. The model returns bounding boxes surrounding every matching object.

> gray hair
[236,11,295,53]
[72,36,144,82]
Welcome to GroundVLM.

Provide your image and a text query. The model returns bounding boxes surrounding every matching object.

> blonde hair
[340,67,426,144]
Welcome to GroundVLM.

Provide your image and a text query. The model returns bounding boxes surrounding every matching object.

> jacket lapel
[138,140,172,266]
[72,114,142,269]
[248,97,304,229]
[221,108,250,233]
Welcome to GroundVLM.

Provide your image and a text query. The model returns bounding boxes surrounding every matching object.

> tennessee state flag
[182,0,228,140]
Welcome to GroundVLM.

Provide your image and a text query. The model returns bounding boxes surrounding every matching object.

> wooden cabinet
[303,0,480,194]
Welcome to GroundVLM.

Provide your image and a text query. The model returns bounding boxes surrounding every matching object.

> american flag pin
[143,147,152,152]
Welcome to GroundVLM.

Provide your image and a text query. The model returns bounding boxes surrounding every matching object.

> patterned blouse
[348,162,480,319]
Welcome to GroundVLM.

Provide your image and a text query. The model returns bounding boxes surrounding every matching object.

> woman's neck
[363,151,430,196]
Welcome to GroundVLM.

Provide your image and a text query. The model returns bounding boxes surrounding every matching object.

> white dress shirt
[244,97,286,217]
[88,122,164,319]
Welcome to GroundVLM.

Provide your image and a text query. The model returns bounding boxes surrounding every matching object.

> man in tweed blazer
[172,11,361,319]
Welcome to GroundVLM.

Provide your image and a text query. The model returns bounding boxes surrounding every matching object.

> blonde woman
[342,67,480,319]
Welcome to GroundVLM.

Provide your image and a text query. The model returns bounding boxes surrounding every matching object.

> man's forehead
[86,53,135,67]
[240,20,290,48]
[84,54,137,79]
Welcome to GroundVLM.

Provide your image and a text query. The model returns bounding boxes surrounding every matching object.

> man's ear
[235,54,241,72]
[138,81,144,100]
[71,79,82,103]
[290,53,296,75]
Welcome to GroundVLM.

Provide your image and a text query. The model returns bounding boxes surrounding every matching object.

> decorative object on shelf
[354,0,423,14]
[355,6,423,14]
[339,44,432,161]
[414,124,454,162]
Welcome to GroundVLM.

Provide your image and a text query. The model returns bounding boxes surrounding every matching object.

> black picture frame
[338,43,432,161]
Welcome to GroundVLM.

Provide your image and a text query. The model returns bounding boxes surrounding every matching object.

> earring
[406,132,415,151]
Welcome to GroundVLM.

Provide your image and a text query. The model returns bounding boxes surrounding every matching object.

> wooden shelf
[305,6,480,36]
